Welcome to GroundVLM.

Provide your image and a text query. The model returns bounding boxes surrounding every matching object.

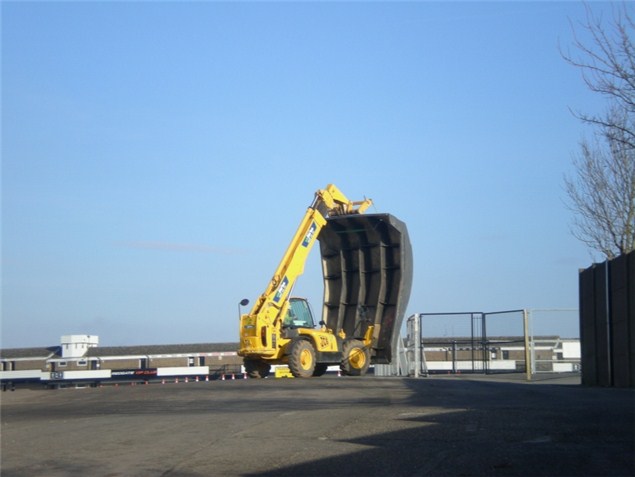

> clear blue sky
[2,1,617,348]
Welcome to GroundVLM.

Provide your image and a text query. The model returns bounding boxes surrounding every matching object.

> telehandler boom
[238,184,412,378]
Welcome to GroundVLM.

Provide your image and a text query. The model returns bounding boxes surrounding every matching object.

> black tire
[312,363,329,377]
[244,359,271,378]
[340,339,370,376]
[288,339,316,378]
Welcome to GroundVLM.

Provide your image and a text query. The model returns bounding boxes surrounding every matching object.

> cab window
[283,299,314,328]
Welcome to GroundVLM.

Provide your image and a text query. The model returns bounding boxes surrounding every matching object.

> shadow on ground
[246,377,635,477]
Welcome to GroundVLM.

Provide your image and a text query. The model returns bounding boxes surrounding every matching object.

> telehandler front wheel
[340,339,370,376]
[288,339,316,378]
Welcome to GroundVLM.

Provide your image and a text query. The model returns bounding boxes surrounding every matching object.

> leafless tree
[562,3,635,259]
[564,130,635,259]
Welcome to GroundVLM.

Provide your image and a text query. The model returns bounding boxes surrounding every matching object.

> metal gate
[403,310,530,378]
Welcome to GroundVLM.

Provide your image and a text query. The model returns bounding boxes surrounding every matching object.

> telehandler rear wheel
[288,339,316,378]
[244,359,271,378]
[340,339,370,376]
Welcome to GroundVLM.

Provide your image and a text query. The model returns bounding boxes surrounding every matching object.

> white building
[60,335,99,358]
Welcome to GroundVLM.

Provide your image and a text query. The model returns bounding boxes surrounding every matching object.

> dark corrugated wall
[579,250,635,387]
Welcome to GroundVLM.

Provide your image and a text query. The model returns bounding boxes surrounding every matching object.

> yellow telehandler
[238,184,412,378]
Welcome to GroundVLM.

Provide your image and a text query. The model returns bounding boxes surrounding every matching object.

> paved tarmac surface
[1,374,634,477]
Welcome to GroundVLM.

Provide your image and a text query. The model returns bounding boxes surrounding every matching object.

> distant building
[1,336,242,389]
[376,336,581,376]
[418,336,581,373]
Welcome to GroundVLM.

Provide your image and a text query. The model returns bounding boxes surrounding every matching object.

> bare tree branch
[562,3,635,259]
[564,130,635,260]
[562,3,635,151]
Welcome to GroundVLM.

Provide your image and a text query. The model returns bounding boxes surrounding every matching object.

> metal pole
[530,310,536,375]
[471,313,475,373]
[605,260,612,386]
[482,313,488,374]
[414,314,420,378]
[523,309,531,381]
[452,340,457,374]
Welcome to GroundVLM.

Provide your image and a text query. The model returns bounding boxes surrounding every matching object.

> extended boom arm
[248,184,371,324]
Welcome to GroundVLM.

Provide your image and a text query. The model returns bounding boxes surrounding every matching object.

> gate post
[414,313,421,378]
[523,309,531,381]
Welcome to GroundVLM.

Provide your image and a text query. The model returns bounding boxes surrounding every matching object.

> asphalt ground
[1,374,633,477]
